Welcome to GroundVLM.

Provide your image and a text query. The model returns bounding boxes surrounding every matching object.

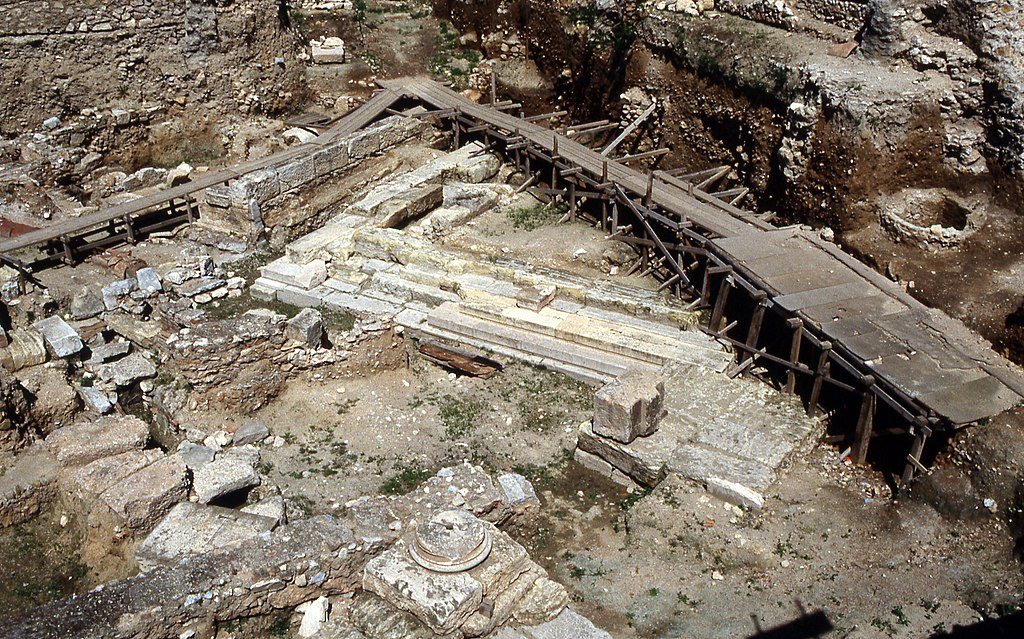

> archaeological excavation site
[2,0,1024,637]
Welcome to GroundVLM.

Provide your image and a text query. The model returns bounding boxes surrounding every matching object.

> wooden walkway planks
[386,75,1024,428]
[387,77,759,239]
[0,89,403,258]
[711,228,1022,424]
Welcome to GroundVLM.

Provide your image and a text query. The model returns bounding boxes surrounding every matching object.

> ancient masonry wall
[0,0,304,132]
[795,0,869,30]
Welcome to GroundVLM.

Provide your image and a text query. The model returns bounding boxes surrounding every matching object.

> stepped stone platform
[250,148,821,508]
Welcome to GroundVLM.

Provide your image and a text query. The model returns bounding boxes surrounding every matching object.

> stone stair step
[668,443,777,496]
[371,271,461,307]
[427,303,654,380]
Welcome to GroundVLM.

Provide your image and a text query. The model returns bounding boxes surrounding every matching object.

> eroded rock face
[45,414,149,467]
[0,367,30,451]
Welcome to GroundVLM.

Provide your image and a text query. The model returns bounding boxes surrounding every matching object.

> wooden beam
[902,420,932,484]
[808,341,832,417]
[601,102,657,156]
[523,110,567,122]
[741,291,768,366]
[852,376,876,464]
[710,275,733,333]
[785,318,804,394]
[617,148,670,162]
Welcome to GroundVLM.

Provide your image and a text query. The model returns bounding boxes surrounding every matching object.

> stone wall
[0,0,305,133]
[794,0,869,30]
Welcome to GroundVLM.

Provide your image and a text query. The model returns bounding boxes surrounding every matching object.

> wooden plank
[419,342,502,378]
[773,283,880,313]
[766,267,863,296]
[601,102,657,156]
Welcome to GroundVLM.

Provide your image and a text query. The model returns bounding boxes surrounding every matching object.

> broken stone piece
[136,267,162,293]
[45,414,149,466]
[136,501,278,571]
[70,287,105,320]
[96,352,157,386]
[497,473,540,518]
[285,308,325,348]
[515,285,557,312]
[0,328,47,372]
[233,418,270,446]
[592,373,666,444]
[102,279,138,310]
[31,315,83,358]
[297,596,330,638]
[192,457,260,504]
[311,36,346,64]
[86,339,131,365]
[176,442,216,470]
[512,576,570,626]
[77,386,113,414]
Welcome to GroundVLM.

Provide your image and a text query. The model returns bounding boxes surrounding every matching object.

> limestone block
[284,127,318,145]
[65,448,163,502]
[705,476,765,510]
[363,545,484,635]
[0,447,59,528]
[298,596,330,637]
[234,168,281,203]
[592,373,665,444]
[96,351,157,386]
[312,142,351,177]
[32,315,83,358]
[377,184,443,228]
[240,495,287,526]
[176,442,216,470]
[85,340,130,365]
[512,577,570,626]
[99,454,189,531]
[516,285,557,313]
[261,259,328,290]
[277,156,316,192]
[77,386,113,414]
[233,418,270,446]
[45,415,149,467]
[311,36,346,64]
[0,329,47,372]
[136,267,162,293]
[70,287,104,320]
[136,501,278,570]
[101,278,138,310]
[575,421,672,487]
[104,313,161,347]
[193,457,260,504]
[286,308,325,347]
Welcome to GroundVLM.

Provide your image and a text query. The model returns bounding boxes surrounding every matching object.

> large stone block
[45,415,150,467]
[65,448,163,502]
[193,456,260,504]
[277,156,316,192]
[363,545,483,635]
[99,454,189,531]
[136,501,278,570]
[286,308,325,348]
[313,141,351,176]
[32,315,83,358]
[575,421,672,487]
[592,373,665,444]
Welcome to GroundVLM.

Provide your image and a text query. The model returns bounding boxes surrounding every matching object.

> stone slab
[136,501,278,570]
[45,415,150,467]
[32,315,83,358]
[575,421,674,487]
[99,454,190,531]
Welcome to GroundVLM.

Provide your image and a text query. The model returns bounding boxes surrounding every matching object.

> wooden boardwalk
[382,77,1023,478]
[0,88,402,260]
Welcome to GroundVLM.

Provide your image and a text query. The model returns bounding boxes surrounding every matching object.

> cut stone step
[427,303,657,381]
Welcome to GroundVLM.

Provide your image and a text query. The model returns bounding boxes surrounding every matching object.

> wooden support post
[601,198,608,231]
[785,318,804,394]
[709,274,733,333]
[741,291,768,366]
[490,71,497,104]
[124,216,136,244]
[611,200,619,231]
[185,198,195,224]
[902,419,932,484]
[808,341,832,417]
[852,376,876,464]
[602,160,608,184]
[644,171,654,208]
[568,180,576,222]
[60,235,74,264]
